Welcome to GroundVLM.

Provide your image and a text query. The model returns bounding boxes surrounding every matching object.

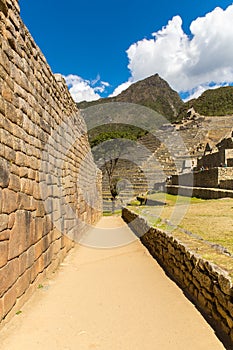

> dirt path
[0,217,225,349]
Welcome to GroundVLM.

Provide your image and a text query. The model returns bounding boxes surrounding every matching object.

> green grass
[128,193,233,271]
[103,209,122,216]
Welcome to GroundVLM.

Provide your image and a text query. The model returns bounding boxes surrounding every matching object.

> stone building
[197,132,233,169]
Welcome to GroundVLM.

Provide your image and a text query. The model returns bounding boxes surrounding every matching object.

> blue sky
[19,0,233,102]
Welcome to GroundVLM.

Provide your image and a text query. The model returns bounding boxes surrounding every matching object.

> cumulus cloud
[123,4,233,100]
[109,81,133,97]
[64,74,109,103]
[182,83,228,102]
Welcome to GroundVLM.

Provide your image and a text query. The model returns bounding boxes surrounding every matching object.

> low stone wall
[220,180,233,190]
[197,149,225,169]
[0,0,102,324]
[171,167,233,189]
[122,207,233,347]
[166,185,233,199]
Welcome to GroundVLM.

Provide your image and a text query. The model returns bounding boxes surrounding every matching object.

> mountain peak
[77,74,184,122]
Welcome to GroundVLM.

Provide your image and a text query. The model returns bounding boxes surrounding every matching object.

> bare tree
[92,138,130,211]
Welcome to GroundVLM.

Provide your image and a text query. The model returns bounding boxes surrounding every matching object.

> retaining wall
[0,0,102,324]
[171,167,233,189]
[166,185,233,199]
[122,207,233,347]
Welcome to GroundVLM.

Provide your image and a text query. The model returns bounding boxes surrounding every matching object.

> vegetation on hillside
[179,86,233,119]
[77,74,184,122]
[88,124,148,148]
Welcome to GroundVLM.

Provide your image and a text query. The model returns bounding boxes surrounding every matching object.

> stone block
[8,212,15,229]
[8,9,20,31]
[225,313,233,329]
[197,291,207,308]
[15,269,31,298]
[8,173,20,191]
[0,214,8,232]
[213,284,228,308]
[35,201,45,217]
[228,300,233,318]
[218,274,232,296]
[26,245,35,269]
[1,188,18,214]
[230,328,233,343]
[0,240,8,268]
[0,297,3,322]
[18,251,27,276]
[8,210,32,259]
[215,300,229,321]
[3,283,17,317]
[34,216,44,242]
[0,158,10,187]
[0,0,8,17]
[17,192,36,211]
[202,288,213,302]
[2,85,13,102]
[0,229,10,241]
[52,239,61,256]
[0,258,19,297]
[34,239,43,260]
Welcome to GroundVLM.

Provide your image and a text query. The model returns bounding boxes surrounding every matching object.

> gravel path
[0,217,225,349]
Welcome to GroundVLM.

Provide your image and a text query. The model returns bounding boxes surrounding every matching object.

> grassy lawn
[128,193,233,274]
[103,209,122,216]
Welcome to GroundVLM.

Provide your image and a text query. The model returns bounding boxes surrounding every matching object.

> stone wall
[197,144,233,169]
[166,185,233,199]
[0,0,102,324]
[122,207,233,347]
[197,149,225,169]
[171,167,233,189]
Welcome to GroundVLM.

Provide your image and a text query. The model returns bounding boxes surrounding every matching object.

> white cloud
[109,81,133,97]
[64,74,109,103]
[182,84,228,102]
[122,4,233,100]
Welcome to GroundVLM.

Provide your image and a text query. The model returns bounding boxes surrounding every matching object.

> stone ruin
[0,0,102,324]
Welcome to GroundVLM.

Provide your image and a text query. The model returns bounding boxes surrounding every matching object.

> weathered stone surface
[0,0,102,326]
[0,0,8,17]
[228,300,233,318]
[8,210,32,259]
[8,173,20,191]
[3,283,17,317]
[0,158,10,187]
[0,297,3,322]
[15,269,31,298]
[0,240,8,268]
[1,188,18,213]
[0,259,19,297]
[8,212,15,229]
[0,229,10,241]
[218,274,232,296]
[122,208,233,344]
[26,245,35,269]
[0,214,8,232]
[17,192,36,211]
[230,328,233,343]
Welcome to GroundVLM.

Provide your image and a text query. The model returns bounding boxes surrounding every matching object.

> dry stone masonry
[122,208,233,347]
[0,0,102,324]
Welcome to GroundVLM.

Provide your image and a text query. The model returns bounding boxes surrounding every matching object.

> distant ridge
[179,86,233,119]
[77,74,184,122]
